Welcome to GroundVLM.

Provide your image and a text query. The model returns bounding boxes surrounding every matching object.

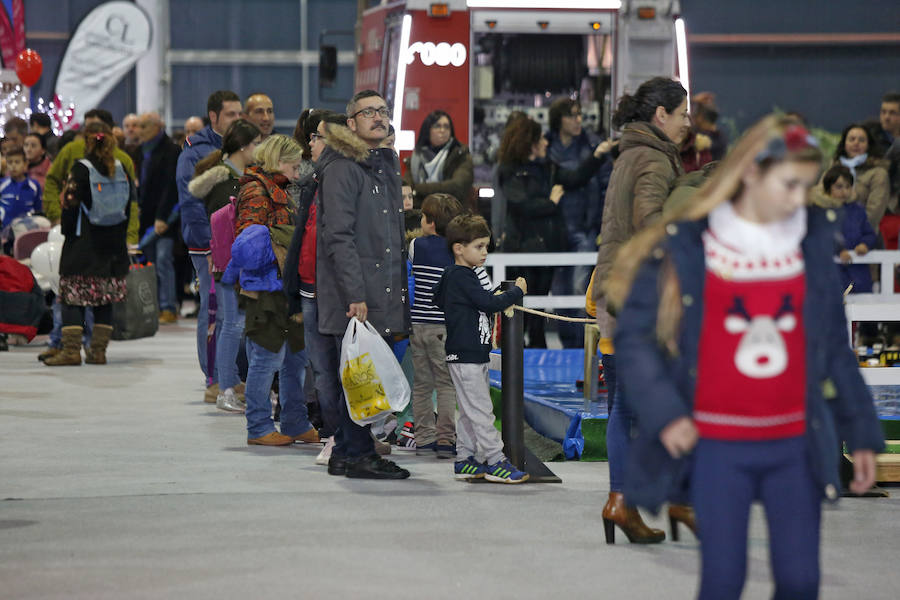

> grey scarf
[410,140,453,184]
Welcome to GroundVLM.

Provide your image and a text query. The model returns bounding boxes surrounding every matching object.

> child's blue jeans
[50,297,93,347]
[692,436,820,600]
[244,338,312,439]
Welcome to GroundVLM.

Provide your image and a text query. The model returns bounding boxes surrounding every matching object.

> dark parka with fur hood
[315,123,410,337]
[187,160,241,219]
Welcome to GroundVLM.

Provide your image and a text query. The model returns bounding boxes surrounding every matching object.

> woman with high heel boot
[45,122,133,367]
[591,77,693,544]
[607,115,884,599]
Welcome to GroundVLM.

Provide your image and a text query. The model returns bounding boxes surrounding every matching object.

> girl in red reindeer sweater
[607,115,884,600]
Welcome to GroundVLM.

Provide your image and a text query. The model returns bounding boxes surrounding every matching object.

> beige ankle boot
[84,324,114,365]
[44,326,83,366]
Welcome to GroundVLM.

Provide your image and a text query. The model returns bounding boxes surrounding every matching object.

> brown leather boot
[84,324,114,365]
[602,491,665,544]
[668,503,697,542]
[44,326,83,366]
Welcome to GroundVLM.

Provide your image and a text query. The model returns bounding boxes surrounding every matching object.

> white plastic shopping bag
[340,318,411,425]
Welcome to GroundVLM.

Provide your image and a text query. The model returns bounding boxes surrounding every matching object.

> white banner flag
[55,1,152,124]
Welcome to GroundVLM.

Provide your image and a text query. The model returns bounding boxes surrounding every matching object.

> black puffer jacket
[498,154,606,253]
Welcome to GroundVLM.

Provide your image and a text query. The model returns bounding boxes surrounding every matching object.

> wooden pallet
[877,441,900,482]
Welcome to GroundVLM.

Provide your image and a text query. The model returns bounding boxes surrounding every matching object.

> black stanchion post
[500,280,525,467]
[499,281,561,483]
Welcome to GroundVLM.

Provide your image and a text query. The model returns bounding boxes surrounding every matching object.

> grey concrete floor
[1,325,899,599]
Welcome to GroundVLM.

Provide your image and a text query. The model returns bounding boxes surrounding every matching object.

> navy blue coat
[837,202,878,294]
[176,126,222,253]
[614,206,884,512]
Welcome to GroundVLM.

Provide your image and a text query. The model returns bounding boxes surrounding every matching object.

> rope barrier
[513,283,853,321]
[509,305,597,324]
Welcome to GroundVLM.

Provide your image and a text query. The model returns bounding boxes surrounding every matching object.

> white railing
[842,250,900,385]
[485,252,597,310]
[485,250,900,385]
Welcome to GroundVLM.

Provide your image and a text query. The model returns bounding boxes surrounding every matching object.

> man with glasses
[313,89,411,478]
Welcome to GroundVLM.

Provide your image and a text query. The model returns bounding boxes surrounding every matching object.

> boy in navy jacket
[433,214,528,483]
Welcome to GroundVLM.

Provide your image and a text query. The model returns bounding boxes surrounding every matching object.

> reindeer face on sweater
[723,295,797,378]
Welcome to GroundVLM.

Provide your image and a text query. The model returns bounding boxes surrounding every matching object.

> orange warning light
[429,3,450,17]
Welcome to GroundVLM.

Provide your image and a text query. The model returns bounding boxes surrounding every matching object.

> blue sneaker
[485,459,529,484]
[436,440,457,459]
[454,456,487,480]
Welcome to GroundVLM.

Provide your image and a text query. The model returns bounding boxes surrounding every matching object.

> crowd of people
[1,79,898,598]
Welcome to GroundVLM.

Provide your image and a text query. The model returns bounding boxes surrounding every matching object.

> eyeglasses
[351,106,391,119]
[432,122,451,130]
[309,132,324,143]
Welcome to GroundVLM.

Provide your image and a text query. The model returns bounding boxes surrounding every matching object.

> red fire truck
[353,0,689,186]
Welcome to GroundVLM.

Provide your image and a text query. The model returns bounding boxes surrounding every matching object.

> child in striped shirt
[408,193,466,457]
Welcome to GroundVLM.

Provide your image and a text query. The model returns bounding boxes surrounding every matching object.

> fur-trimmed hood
[322,122,371,163]
[188,164,238,200]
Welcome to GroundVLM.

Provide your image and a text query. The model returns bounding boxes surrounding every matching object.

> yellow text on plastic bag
[341,353,391,421]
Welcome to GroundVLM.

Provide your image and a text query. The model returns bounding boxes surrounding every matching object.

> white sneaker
[216,388,245,413]
[316,436,335,466]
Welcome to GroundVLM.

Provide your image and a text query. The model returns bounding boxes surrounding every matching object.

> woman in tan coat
[592,76,692,544]
[827,124,891,231]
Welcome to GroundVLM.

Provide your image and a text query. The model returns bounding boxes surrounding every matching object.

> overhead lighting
[675,18,690,109]
[392,14,415,151]
[466,1,622,8]
[478,187,495,198]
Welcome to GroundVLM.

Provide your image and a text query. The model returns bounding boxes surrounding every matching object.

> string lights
[0,84,76,136]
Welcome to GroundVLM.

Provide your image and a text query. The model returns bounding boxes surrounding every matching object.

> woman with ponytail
[46,122,134,367]
[188,119,261,412]
[592,76,690,544]
[609,114,883,598]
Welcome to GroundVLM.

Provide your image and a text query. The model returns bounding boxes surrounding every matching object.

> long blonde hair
[604,114,822,352]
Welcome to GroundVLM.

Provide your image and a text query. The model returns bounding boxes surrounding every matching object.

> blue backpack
[76,158,131,232]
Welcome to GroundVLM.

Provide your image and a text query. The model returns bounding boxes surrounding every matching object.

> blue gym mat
[490,349,900,460]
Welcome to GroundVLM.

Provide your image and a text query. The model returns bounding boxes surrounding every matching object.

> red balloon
[15,49,43,87]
